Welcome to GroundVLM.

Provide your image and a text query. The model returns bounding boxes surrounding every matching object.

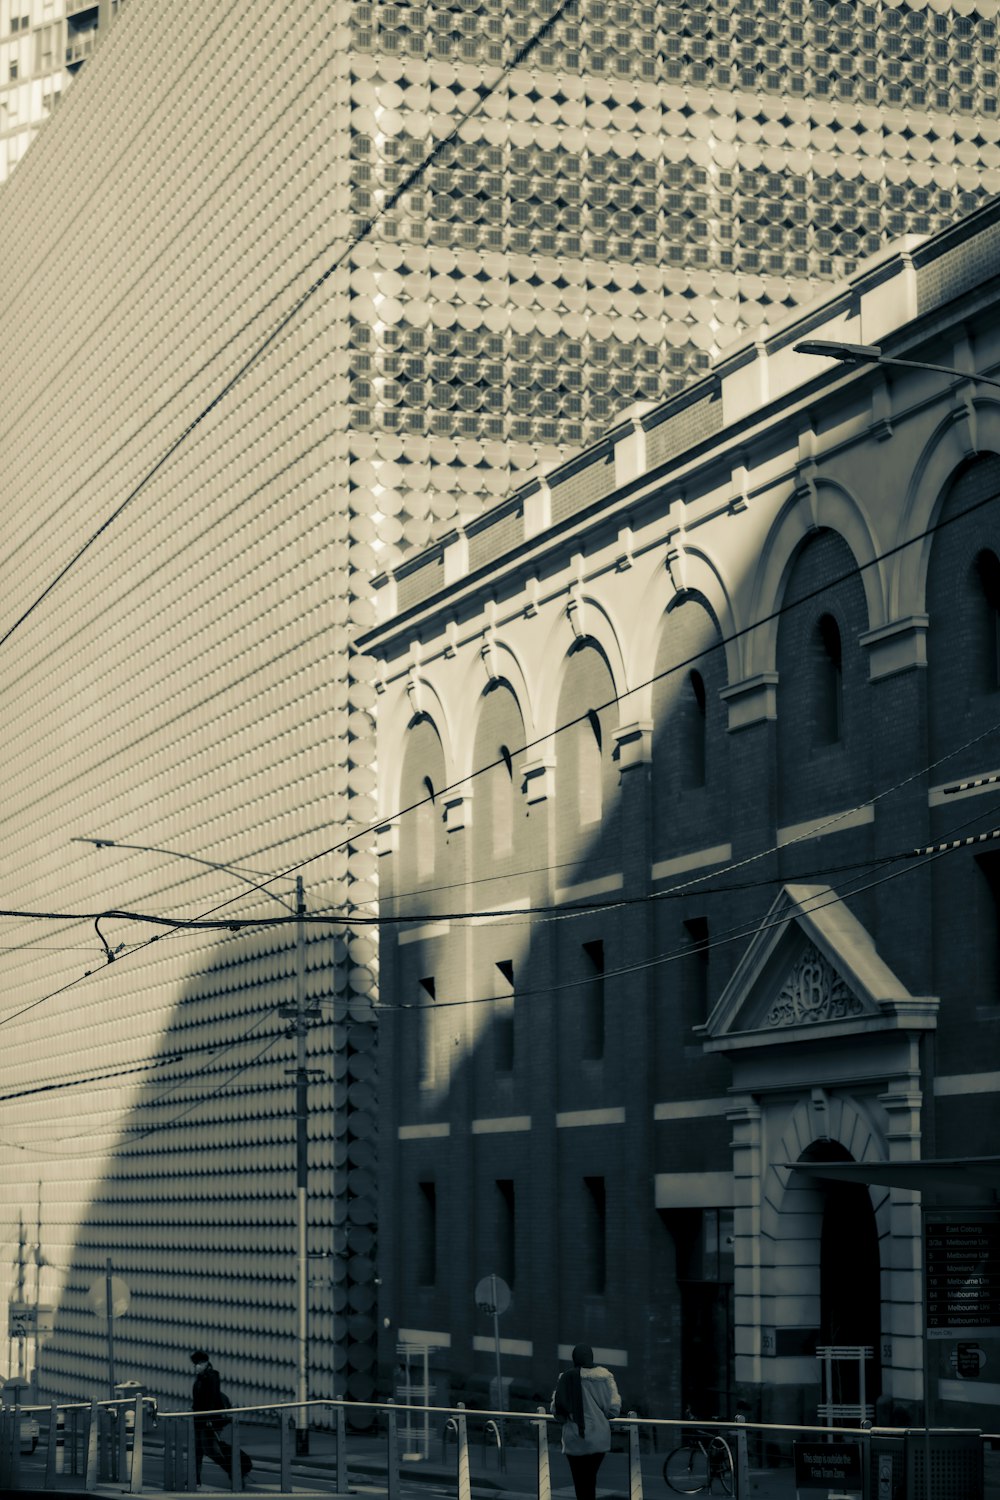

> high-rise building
[1,0,1000,1419]
[0,0,121,184]
[339,0,1000,566]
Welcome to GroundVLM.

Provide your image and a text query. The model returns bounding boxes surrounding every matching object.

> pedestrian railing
[0,1391,994,1497]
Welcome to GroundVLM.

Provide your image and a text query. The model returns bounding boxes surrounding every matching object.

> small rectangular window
[976,854,1000,1003]
[418,976,436,1087]
[417,1181,437,1285]
[581,940,605,1060]
[684,918,710,1023]
[583,1176,607,1294]
[494,960,515,1073]
[496,1179,515,1287]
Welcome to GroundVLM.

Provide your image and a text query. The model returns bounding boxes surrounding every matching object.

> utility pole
[284,876,312,1455]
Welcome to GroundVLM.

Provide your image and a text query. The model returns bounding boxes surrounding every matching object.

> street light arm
[794,338,883,363]
[794,339,1000,393]
[71,836,299,914]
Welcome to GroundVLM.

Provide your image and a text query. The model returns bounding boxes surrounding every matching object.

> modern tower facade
[1,0,1000,1420]
[0,0,121,183]
[340,0,1000,572]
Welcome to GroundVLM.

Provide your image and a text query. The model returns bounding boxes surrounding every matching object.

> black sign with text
[793,1441,862,1491]
[925,1213,1000,1338]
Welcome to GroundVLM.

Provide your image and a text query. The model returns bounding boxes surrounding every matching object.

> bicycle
[663,1425,734,1494]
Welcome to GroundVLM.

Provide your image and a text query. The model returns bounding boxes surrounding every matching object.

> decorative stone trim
[375,821,399,857]
[720,672,779,730]
[443,791,472,832]
[520,756,555,803]
[765,944,864,1028]
[860,616,928,680]
[613,719,653,769]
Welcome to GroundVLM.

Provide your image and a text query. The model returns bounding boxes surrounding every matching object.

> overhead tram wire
[3,790,999,1045]
[4,797,997,1159]
[0,0,578,660]
[1,678,999,1036]
[124,478,1000,940]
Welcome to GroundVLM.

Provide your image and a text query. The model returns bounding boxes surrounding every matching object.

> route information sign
[925,1211,1000,1339]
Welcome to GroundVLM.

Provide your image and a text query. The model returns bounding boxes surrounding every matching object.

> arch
[630,546,741,714]
[469,678,528,874]
[761,1091,891,1248]
[758,1093,891,1410]
[453,636,536,784]
[397,715,448,889]
[533,594,629,741]
[553,639,621,860]
[892,398,1000,619]
[745,479,885,679]
[378,672,454,822]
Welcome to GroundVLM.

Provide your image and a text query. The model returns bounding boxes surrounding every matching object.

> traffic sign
[87,1276,130,1319]
[474,1275,511,1317]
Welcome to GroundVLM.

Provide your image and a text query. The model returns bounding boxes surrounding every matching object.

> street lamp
[794,337,1000,393]
[74,835,317,1454]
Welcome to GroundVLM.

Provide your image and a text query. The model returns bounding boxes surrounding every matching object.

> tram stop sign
[474,1275,511,1317]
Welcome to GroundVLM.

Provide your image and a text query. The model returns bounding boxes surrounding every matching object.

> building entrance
[803,1140,882,1413]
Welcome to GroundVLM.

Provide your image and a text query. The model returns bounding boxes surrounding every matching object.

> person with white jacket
[551,1343,622,1500]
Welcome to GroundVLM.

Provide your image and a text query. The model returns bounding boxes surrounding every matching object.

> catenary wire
[1,694,999,1040]
[3,793,997,1123]
[1,804,991,1156]
[119,479,1000,940]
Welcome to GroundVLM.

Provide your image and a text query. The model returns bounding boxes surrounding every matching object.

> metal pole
[105,1259,116,1401]
[491,1275,505,1468]
[295,875,309,1456]
[535,1406,551,1500]
[626,1412,643,1500]
[456,1403,471,1500]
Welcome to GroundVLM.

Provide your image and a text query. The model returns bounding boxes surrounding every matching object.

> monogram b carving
[766,944,864,1027]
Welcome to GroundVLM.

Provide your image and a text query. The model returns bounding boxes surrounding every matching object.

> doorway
[802,1140,882,1412]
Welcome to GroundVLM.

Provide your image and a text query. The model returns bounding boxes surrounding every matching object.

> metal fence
[0,1392,993,1498]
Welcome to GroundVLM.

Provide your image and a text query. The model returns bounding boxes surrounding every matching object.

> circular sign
[86,1276,130,1319]
[474,1275,511,1317]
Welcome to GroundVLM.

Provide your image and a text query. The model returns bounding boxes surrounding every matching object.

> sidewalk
[16,1417,999,1499]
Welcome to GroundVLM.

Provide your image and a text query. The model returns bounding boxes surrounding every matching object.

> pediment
[701,884,938,1053]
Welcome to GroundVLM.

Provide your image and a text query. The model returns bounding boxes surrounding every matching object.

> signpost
[87,1262,130,1399]
[474,1274,511,1469]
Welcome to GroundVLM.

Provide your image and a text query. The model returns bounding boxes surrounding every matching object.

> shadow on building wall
[32,921,377,1422]
[376,452,1000,1425]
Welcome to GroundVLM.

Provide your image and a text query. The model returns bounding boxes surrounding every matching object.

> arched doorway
[801,1140,881,1412]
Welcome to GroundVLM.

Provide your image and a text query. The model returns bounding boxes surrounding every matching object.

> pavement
[8,1416,1000,1499]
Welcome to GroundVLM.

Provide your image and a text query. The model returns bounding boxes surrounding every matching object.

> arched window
[816,613,843,746]
[976,549,1000,690]
[415,775,437,883]
[578,709,603,826]
[683,669,708,788]
[491,744,514,857]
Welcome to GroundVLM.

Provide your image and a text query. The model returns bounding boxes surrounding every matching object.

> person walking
[551,1344,621,1500]
[190,1349,252,1487]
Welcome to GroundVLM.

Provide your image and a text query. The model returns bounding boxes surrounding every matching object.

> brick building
[363,203,1000,1430]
